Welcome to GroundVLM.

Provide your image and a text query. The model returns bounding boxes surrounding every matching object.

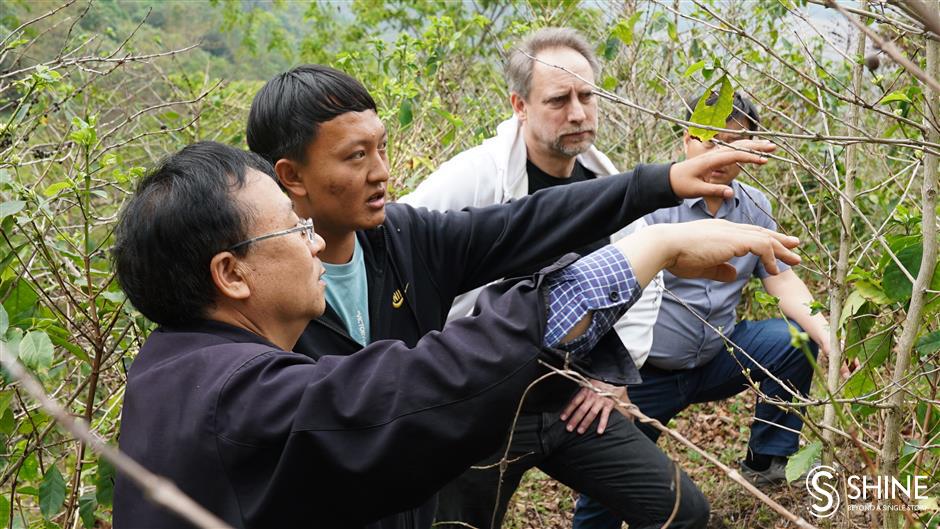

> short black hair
[685,90,760,132]
[247,65,377,165]
[113,141,275,327]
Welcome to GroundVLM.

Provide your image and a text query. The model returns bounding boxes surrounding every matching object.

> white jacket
[399,116,663,368]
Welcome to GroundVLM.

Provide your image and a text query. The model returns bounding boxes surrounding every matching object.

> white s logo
[806,465,840,518]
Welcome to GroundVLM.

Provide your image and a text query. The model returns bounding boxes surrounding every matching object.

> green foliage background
[0,1,937,527]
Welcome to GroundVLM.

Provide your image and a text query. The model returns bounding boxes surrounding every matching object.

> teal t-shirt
[322,238,371,346]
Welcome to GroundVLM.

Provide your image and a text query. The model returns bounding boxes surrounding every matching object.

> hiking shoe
[739,456,788,486]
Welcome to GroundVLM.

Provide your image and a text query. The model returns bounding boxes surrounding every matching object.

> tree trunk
[880,30,939,529]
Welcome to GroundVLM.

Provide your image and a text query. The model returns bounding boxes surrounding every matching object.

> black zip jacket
[291,163,679,528]
[114,265,580,528]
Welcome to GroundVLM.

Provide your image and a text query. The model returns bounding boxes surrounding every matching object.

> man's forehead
[530,49,594,90]
[240,169,289,211]
[315,110,386,152]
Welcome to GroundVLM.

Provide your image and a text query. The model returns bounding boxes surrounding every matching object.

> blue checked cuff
[543,245,642,356]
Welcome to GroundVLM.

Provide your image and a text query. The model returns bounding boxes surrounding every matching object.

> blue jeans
[574,319,817,529]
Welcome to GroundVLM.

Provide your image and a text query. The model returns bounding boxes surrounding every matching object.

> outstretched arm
[762,269,857,377]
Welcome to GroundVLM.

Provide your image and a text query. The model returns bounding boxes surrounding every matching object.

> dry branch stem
[823,1,867,461]
[879,32,939,529]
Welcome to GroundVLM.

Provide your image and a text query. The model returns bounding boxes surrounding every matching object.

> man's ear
[510,93,527,123]
[274,158,309,198]
[210,252,251,301]
[682,130,692,153]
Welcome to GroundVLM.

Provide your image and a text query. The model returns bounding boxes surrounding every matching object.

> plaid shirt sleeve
[543,245,642,356]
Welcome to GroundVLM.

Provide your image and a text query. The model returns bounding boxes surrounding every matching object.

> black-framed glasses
[228,218,315,251]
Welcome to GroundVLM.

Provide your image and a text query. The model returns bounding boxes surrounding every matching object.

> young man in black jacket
[111,141,800,528]
[246,65,779,528]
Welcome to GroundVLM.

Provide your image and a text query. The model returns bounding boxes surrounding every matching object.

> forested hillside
[0,1,937,528]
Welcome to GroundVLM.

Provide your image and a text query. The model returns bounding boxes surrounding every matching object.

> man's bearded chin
[551,129,596,157]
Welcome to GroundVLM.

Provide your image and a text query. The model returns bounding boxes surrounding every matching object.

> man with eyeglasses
[111,141,801,528]
[245,64,782,529]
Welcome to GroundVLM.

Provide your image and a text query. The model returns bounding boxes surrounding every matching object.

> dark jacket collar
[157,319,280,349]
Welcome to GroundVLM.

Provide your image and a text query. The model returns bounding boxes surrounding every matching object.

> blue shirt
[644,181,790,370]
[323,238,371,346]
[543,245,641,356]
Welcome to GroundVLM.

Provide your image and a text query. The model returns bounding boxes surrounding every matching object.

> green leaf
[855,280,891,305]
[21,452,39,482]
[0,201,25,221]
[883,241,940,302]
[0,391,13,416]
[19,330,53,371]
[917,331,940,355]
[398,99,413,127]
[601,75,618,91]
[808,300,826,316]
[611,12,642,45]
[39,466,66,520]
[839,289,868,329]
[602,35,618,61]
[42,181,71,197]
[667,21,677,42]
[96,458,114,507]
[843,303,875,360]
[858,327,892,367]
[879,91,911,105]
[844,365,879,398]
[688,75,734,142]
[79,492,97,528]
[753,290,778,306]
[683,60,706,78]
[0,408,14,435]
[0,495,8,529]
[0,304,7,337]
[786,440,821,483]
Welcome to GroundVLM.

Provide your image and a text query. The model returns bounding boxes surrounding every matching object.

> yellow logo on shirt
[392,283,409,308]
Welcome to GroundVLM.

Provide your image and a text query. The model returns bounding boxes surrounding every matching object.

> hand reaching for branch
[669,139,777,199]
[560,379,631,435]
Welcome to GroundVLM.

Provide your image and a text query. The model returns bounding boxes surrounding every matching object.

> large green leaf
[0,495,8,529]
[688,75,734,142]
[857,326,893,367]
[79,492,97,528]
[843,303,875,360]
[0,408,14,435]
[883,239,940,302]
[398,99,413,127]
[0,200,25,221]
[96,458,114,507]
[2,280,39,325]
[844,365,880,399]
[838,289,868,329]
[39,466,66,520]
[879,91,911,105]
[786,440,822,483]
[855,280,891,305]
[917,331,940,356]
[19,330,53,371]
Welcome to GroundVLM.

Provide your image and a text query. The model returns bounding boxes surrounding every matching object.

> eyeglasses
[228,218,315,251]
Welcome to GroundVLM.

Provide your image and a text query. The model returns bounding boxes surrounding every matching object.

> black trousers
[434,410,709,529]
